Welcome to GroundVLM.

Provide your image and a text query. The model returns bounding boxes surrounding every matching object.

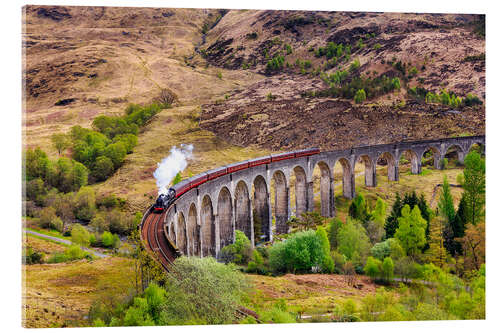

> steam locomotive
[153,188,176,213]
[152,147,320,214]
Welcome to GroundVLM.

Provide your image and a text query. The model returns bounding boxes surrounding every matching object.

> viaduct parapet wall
[161,135,485,258]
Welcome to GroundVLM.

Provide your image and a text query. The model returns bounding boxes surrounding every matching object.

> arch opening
[187,203,199,256]
[271,170,289,234]
[420,147,440,170]
[333,157,353,199]
[201,195,215,256]
[252,175,270,244]
[444,144,465,167]
[377,152,398,182]
[312,161,333,217]
[356,155,376,187]
[293,166,308,217]
[176,212,187,255]
[234,180,252,242]
[217,187,233,249]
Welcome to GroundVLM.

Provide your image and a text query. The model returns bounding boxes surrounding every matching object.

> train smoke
[153,144,193,195]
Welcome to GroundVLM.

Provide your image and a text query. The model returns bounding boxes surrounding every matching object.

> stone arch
[467,142,485,156]
[443,144,465,164]
[201,195,215,256]
[176,212,187,255]
[400,149,421,174]
[313,161,334,217]
[292,166,308,216]
[420,146,440,170]
[334,157,354,199]
[377,151,398,181]
[187,203,199,256]
[252,175,270,244]
[234,180,252,242]
[356,154,376,187]
[217,186,233,249]
[272,170,289,234]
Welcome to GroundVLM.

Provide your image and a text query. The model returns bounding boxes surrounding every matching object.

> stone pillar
[306,181,314,212]
[267,191,273,242]
[329,177,336,217]
[412,156,422,174]
[249,205,255,248]
[214,213,220,257]
[365,164,377,187]
[388,162,399,181]
[275,186,289,234]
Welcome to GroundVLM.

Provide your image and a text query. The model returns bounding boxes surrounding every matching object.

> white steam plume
[153,144,193,195]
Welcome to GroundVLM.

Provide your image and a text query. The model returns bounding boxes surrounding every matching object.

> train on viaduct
[140,135,485,270]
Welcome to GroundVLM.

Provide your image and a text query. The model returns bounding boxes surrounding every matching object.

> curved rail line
[140,207,180,271]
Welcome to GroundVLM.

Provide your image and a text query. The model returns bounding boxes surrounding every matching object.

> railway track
[140,207,180,271]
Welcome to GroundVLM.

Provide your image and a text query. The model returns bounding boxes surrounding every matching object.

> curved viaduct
[141,135,484,265]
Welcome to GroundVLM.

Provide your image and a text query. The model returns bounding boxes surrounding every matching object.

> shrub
[354,89,366,103]
[391,77,401,90]
[440,157,448,169]
[23,246,44,265]
[349,59,360,72]
[101,231,120,248]
[48,244,92,263]
[162,256,251,325]
[92,156,114,181]
[71,224,91,247]
[464,93,483,106]
[381,257,394,282]
[269,230,325,273]
[337,219,371,261]
[266,54,285,73]
[37,206,57,230]
[73,186,96,221]
[219,230,252,265]
[364,256,381,280]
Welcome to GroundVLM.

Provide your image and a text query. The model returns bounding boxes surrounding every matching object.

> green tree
[446,195,467,255]
[354,89,366,103]
[73,186,96,221]
[371,197,387,227]
[364,256,381,280]
[463,151,485,225]
[385,192,402,238]
[337,219,371,261]
[348,194,368,221]
[269,230,325,273]
[104,141,127,169]
[92,156,114,181]
[381,257,394,282]
[51,133,71,155]
[438,175,455,224]
[316,226,335,273]
[394,205,427,257]
[71,224,91,247]
[25,147,49,181]
[327,217,343,249]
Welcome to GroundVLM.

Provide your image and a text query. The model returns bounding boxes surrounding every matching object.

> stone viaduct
[161,135,484,258]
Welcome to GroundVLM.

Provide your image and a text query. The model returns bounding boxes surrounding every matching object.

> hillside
[23,6,485,207]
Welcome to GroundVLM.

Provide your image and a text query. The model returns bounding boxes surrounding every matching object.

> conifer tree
[385,192,402,238]
[426,216,448,267]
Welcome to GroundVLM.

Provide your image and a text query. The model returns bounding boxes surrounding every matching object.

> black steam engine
[153,188,176,213]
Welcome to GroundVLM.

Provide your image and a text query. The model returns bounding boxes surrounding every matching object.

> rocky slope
[199,10,485,150]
